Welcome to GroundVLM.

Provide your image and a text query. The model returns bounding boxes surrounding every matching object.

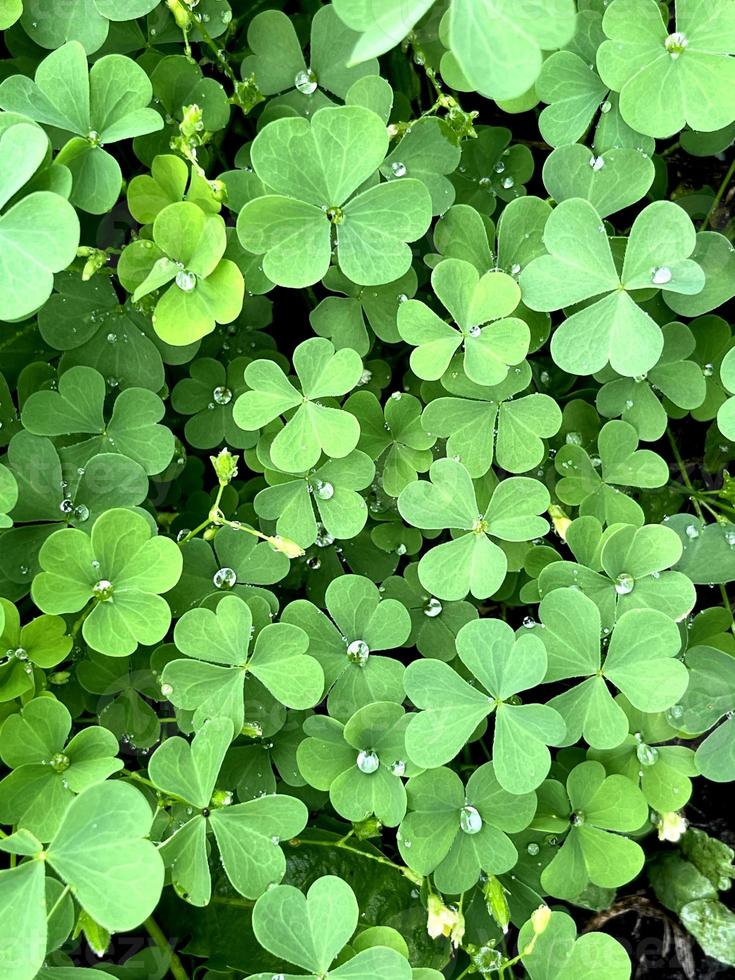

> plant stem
[143,915,191,980]
[667,428,704,521]
[702,155,735,230]
[292,835,411,876]
[47,884,71,920]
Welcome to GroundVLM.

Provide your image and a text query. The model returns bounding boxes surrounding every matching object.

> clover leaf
[171,356,252,450]
[32,508,183,657]
[20,0,161,54]
[398,258,528,386]
[543,144,655,218]
[520,199,705,377]
[236,105,432,287]
[398,458,550,600]
[0,598,71,702]
[597,0,735,138]
[297,701,415,827]
[396,763,536,893]
[517,909,632,980]
[243,5,378,113]
[538,519,697,627]
[247,874,412,980]
[0,123,79,322]
[283,574,410,722]
[422,364,561,477]
[534,761,648,900]
[120,202,244,345]
[0,463,17,529]
[0,42,162,213]
[588,696,699,812]
[149,717,308,903]
[233,337,363,473]
[534,587,689,749]
[21,366,174,475]
[127,154,223,225]
[404,618,566,792]
[674,645,735,783]
[163,594,323,736]
[254,450,375,549]
[718,347,735,440]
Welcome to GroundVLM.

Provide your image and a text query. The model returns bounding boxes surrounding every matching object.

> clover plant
[1,3,735,979]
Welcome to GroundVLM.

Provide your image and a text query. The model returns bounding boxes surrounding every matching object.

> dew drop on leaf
[356,749,379,773]
[460,804,483,835]
[614,572,635,595]
[213,567,237,589]
[423,597,443,618]
[175,270,197,292]
[213,386,232,405]
[346,639,370,665]
[651,266,672,285]
[294,68,318,95]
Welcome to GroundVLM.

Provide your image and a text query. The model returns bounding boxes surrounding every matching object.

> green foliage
[1,2,735,978]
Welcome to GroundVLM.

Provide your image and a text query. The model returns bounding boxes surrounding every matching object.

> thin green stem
[293,835,409,875]
[667,428,704,521]
[143,915,191,980]
[702,155,735,230]
[47,884,71,921]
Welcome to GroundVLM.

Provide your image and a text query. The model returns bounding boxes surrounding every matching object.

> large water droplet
[494,160,505,174]
[59,498,74,515]
[460,804,483,835]
[92,579,114,601]
[294,68,318,95]
[589,155,605,171]
[685,524,700,540]
[213,566,237,589]
[468,325,481,338]
[502,176,515,189]
[614,572,634,595]
[356,749,379,774]
[315,480,334,500]
[651,266,672,285]
[527,842,540,856]
[636,743,659,767]
[391,161,407,178]
[702,362,714,377]
[346,639,370,666]
[74,504,90,522]
[213,385,232,405]
[389,760,406,777]
[176,270,197,292]
[315,523,335,548]
[664,31,688,57]
[161,682,174,697]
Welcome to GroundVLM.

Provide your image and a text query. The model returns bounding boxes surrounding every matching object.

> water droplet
[614,572,634,595]
[176,529,190,542]
[213,385,232,405]
[478,176,492,188]
[527,842,540,856]
[50,752,70,773]
[651,266,672,285]
[106,332,117,344]
[314,480,334,500]
[565,431,583,446]
[460,804,483,834]
[494,160,505,174]
[306,556,321,570]
[92,579,114,601]
[423,597,443,618]
[213,566,237,589]
[502,176,515,189]
[358,369,372,385]
[522,616,535,628]
[636,743,659,767]
[294,68,318,95]
[600,99,611,113]
[356,749,379,774]
[389,760,406,777]
[391,161,407,178]
[572,811,585,826]
[667,704,684,723]
[59,498,74,515]
[346,639,370,666]
[685,524,700,540]
[397,293,408,303]
[589,155,605,171]
[468,325,481,338]
[161,683,173,697]
[315,523,335,548]
[510,262,521,275]
[175,270,197,292]
[703,362,714,377]
[74,504,90,522]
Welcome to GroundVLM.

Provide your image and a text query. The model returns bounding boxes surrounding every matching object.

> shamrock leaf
[248,874,412,979]
[236,105,432,287]
[171,356,253,450]
[535,51,609,148]
[127,154,223,225]
[297,701,416,827]
[227,709,310,800]
[20,0,161,54]
[404,618,566,792]
[398,458,550,600]
[381,563,479,662]
[669,514,735,585]
[163,594,323,735]
[345,391,435,497]
[0,123,79,322]
[422,364,561,477]
[0,463,17,529]
[597,0,735,138]
[0,0,21,30]
[120,202,244,345]
[538,519,697,627]
[32,508,183,657]
[517,909,631,980]
[254,451,375,549]
[282,574,410,722]
[398,258,527,386]
[520,199,705,377]
[447,0,577,101]
[313,265,418,347]
[149,717,308,903]
[0,696,122,840]
[596,322,707,441]
[534,587,689,749]
[21,366,174,475]
[718,346,735,440]
[535,761,648,900]
[589,696,698,812]
[396,763,536,893]
[0,598,72,702]
[542,144,655,218]
[0,42,162,213]
[449,127,535,215]
[233,337,363,473]
[674,645,735,783]
[379,117,461,215]
[243,5,378,111]
[332,0,435,63]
